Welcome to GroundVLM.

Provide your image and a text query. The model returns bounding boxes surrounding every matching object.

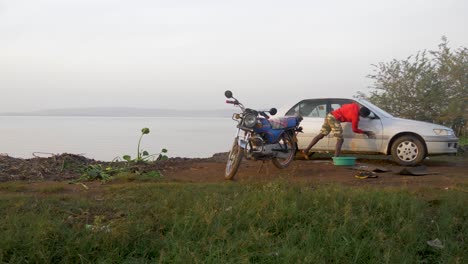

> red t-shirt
[331,103,364,134]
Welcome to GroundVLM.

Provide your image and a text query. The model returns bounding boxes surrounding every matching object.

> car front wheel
[391,135,426,166]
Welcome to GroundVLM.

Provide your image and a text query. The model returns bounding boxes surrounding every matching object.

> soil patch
[0,152,467,189]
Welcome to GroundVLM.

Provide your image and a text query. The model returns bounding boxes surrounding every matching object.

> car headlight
[243,114,258,128]
[433,128,455,136]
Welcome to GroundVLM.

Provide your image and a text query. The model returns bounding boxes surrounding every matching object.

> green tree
[361,37,467,136]
[430,37,468,136]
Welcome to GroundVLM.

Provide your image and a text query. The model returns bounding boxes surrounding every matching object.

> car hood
[382,117,455,137]
[390,117,450,129]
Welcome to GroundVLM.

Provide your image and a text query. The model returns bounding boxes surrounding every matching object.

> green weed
[79,164,115,183]
[122,127,168,163]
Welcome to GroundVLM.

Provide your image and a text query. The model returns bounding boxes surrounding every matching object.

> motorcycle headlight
[243,114,257,128]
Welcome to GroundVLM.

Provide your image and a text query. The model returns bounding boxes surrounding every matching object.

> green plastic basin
[332,157,357,166]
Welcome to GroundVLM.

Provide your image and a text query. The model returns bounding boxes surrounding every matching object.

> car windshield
[358,99,394,118]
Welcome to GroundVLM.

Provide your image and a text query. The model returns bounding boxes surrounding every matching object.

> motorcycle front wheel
[225,138,244,180]
[272,132,296,169]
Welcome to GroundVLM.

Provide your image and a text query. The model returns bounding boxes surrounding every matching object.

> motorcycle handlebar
[259,111,270,119]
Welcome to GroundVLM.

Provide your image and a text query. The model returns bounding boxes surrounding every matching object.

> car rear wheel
[391,135,425,166]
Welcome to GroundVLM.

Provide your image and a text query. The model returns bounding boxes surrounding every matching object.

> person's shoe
[300,150,310,160]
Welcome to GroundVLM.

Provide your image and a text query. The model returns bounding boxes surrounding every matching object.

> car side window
[330,103,341,113]
[285,104,300,116]
[329,99,380,119]
[330,99,354,112]
[286,100,327,118]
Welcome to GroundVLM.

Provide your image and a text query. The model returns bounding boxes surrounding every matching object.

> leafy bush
[459,136,468,146]
[80,164,115,183]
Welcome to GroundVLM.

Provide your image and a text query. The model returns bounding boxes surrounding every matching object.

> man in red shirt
[300,103,375,158]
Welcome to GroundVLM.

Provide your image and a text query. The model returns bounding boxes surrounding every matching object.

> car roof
[276,97,394,118]
[300,98,355,100]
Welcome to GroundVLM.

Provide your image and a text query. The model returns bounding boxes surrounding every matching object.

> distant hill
[0,107,237,117]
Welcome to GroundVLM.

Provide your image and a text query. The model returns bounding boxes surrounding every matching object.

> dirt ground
[164,154,468,189]
[1,152,467,189]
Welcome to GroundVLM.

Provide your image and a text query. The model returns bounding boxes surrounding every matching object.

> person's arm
[351,110,364,134]
[352,118,375,137]
[351,107,375,138]
[364,131,376,138]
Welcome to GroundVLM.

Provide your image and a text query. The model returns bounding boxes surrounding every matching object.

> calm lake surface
[0,116,235,161]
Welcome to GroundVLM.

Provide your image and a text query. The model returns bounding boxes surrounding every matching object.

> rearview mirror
[269,108,277,115]
[224,90,233,99]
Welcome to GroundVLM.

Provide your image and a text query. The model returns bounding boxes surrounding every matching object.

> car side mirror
[368,112,379,119]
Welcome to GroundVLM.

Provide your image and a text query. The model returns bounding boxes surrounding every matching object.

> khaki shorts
[319,113,343,139]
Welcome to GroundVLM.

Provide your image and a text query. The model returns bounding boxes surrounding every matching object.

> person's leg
[301,115,331,159]
[303,115,331,153]
[328,116,343,157]
[334,138,344,157]
[303,134,325,154]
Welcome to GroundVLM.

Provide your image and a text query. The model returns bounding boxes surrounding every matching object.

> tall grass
[0,181,466,263]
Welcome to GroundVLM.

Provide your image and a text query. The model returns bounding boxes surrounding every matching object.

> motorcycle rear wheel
[272,132,296,169]
[225,138,244,180]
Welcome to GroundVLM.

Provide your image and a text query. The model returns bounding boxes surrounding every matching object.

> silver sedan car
[276,98,459,166]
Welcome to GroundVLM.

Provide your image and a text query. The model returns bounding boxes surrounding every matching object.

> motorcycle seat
[269,117,299,129]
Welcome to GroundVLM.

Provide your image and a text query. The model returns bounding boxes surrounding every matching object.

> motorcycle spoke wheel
[272,133,296,169]
[225,139,244,180]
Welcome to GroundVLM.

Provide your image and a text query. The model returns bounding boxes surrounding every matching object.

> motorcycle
[224,90,303,180]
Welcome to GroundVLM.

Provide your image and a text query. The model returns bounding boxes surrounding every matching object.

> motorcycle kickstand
[257,160,269,175]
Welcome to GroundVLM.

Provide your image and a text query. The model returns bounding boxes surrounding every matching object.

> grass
[459,135,468,146]
[0,182,27,192]
[0,181,467,263]
[36,183,67,194]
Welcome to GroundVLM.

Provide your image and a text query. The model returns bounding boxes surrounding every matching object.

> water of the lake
[0,116,236,161]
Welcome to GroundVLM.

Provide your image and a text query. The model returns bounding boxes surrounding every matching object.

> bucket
[332,156,357,166]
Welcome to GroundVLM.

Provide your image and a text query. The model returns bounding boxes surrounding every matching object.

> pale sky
[1,0,467,112]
